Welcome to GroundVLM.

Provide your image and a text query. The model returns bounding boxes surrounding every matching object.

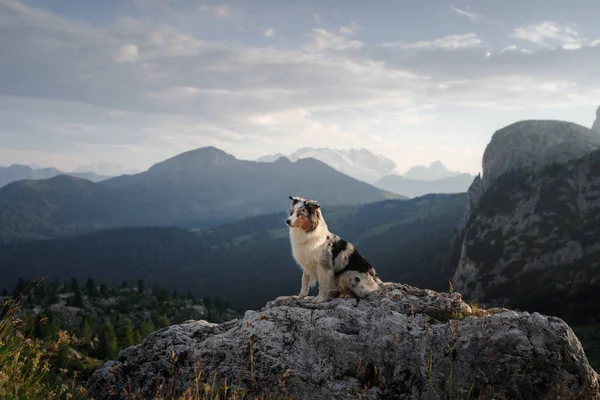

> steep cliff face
[89,283,600,400]
[453,148,600,321]
[482,120,600,190]
[593,106,600,133]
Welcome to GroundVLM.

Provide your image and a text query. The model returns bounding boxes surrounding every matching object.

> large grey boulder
[482,120,600,190]
[89,283,599,399]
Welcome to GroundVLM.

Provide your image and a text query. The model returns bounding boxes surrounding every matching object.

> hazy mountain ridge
[75,162,138,176]
[403,160,464,181]
[375,172,474,198]
[0,164,108,188]
[0,147,399,244]
[257,147,398,183]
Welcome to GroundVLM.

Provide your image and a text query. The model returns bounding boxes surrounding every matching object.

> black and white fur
[286,196,384,303]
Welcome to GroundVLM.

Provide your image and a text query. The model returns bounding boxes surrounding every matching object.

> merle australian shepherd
[286,196,384,303]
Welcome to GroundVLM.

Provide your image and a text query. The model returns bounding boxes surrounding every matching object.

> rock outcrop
[593,106,600,133]
[454,147,600,321]
[89,283,599,400]
[482,120,600,190]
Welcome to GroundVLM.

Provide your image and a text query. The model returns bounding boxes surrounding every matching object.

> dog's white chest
[289,231,326,274]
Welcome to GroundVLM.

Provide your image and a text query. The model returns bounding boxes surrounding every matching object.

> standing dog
[286,196,384,303]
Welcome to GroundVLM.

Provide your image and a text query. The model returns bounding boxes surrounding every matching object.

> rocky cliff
[593,106,600,133]
[89,283,599,399]
[482,120,600,190]
[454,145,600,322]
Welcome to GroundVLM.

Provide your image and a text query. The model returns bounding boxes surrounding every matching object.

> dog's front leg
[298,271,310,299]
[314,268,335,303]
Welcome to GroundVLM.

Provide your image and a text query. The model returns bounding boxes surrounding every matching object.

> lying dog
[286,196,384,303]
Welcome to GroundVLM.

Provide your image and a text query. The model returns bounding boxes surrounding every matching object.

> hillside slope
[0,194,465,309]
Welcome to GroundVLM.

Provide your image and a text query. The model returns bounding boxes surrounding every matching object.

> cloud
[312,12,324,25]
[199,4,232,19]
[500,45,532,54]
[263,27,274,37]
[338,21,361,35]
[116,44,139,63]
[303,28,364,52]
[382,33,483,50]
[448,6,482,22]
[1,0,600,173]
[511,21,580,48]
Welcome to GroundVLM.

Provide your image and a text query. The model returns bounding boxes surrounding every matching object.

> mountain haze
[0,164,108,188]
[75,163,138,176]
[403,161,463,181]
[257,147,397,183]
[375,173,474,198]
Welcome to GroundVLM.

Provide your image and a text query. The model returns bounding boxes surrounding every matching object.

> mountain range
[257,148,473,197]
[257,147,397,183]
[0,164,108,188]
[403,161,464,181]
[0,147,400,244]
[75,163,139,176]
[375,173,474,198]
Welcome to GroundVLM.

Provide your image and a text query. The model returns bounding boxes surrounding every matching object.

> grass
[0,297,86,400]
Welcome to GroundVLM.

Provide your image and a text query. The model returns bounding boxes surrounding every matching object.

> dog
[286,195,384,303]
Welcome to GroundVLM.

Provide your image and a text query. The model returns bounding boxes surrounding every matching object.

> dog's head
[287,196,321,232]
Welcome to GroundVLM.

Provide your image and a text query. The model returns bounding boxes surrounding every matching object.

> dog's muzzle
[286,219,292,226]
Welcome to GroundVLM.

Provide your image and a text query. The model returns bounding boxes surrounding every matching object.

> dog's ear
[305,200,320,211]
[289,196,301,205]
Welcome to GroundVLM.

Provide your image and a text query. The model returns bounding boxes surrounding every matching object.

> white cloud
[448,6,482,22]
[591,39,600,47]
[382,33,483,50]
[562,43,582,50]
[500,45,532,54]
[115,44,139,63]
[303,28,363,52]
[263,27,274,37]
[511,21,580,48]
[2,0,600,173]
[199,4,232,19]
[338,21,361,35]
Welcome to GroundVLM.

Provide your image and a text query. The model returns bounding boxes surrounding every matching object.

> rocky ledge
[89,283,599,399]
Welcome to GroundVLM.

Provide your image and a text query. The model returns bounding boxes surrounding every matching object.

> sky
[1,0,599,175]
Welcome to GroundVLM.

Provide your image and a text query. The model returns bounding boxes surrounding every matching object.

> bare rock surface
[593,106,600,133]
[89,283,599,399]
[482,120,600,190]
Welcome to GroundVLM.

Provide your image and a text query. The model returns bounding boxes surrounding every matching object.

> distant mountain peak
[403,161,460,181]
[149,147,239,172]
[256,147,397,183]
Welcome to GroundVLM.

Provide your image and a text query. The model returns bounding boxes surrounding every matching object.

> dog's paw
[297,292,308,299]
[313,296,329,304]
